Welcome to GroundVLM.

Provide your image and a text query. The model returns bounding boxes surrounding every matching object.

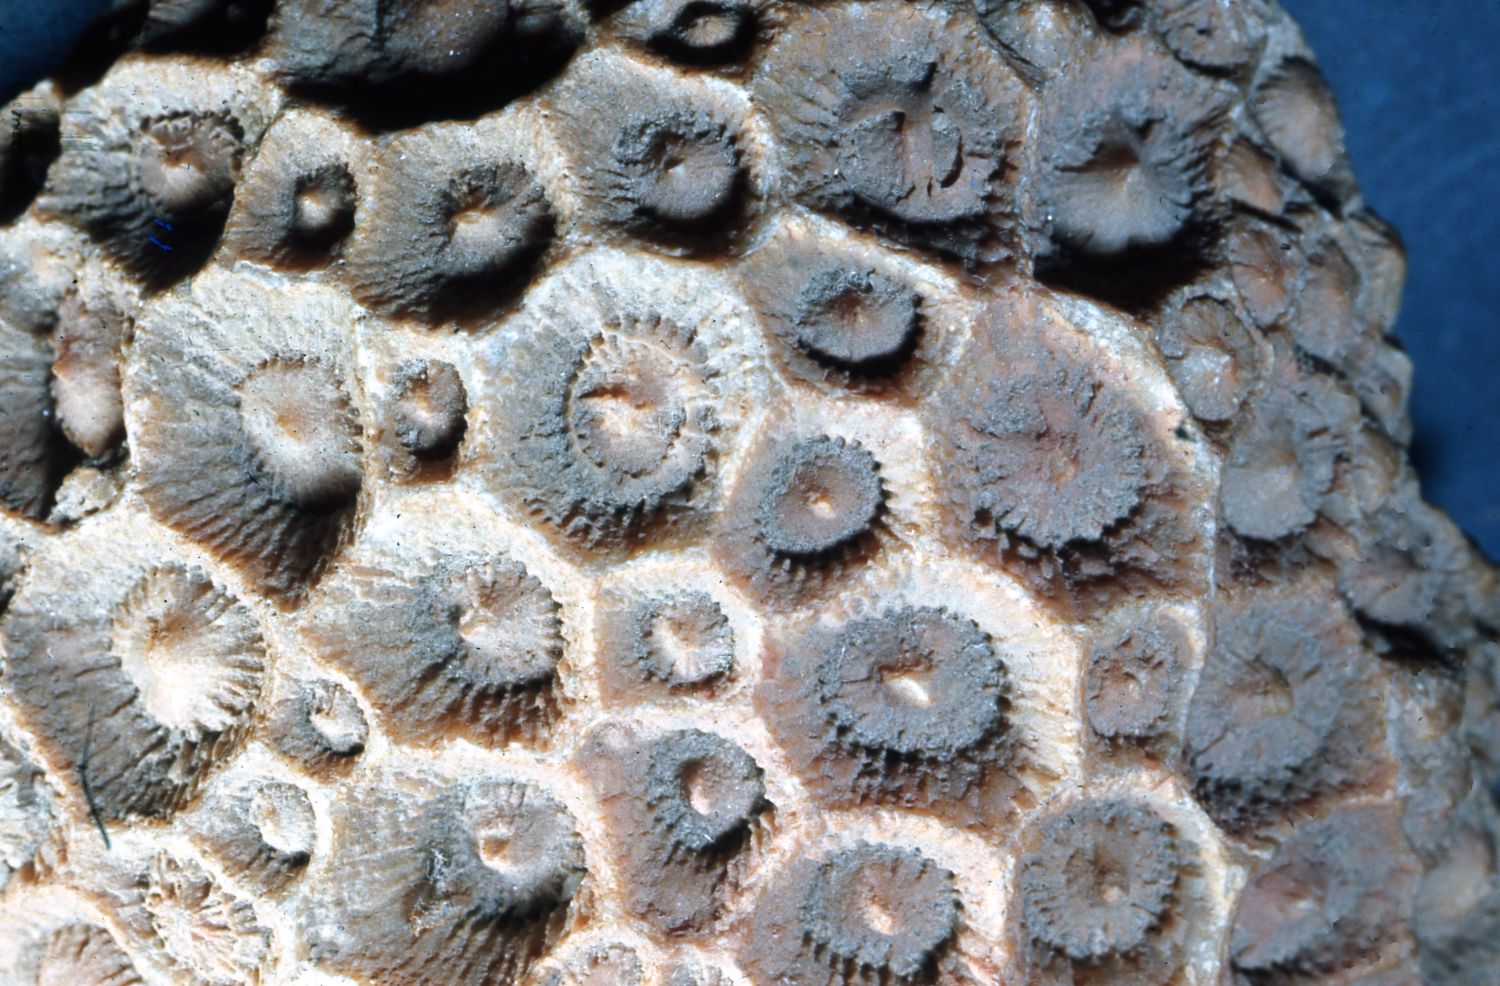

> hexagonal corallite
[578,722,771,933]
[1018,798,1184,970]
[47,265,137,462]
[479,252,756,554]
[1027,28,1232,307]
[611,0,757,65]
[305,768,586,986]
[931,287,1208,608]
[735,221,958,396]
[1231,806,1419,981]
[742,840,963,985]
[341,114,554,324]
[549,52,756,255]
[0,515,265,824]
[38,60,278,286]
[1186,583,1389,831]
[264,677,369,777]
[0,316,67,520]
[373,356,472,484]
[715,427,897,606]
[596,582,738,703]
[0,728,57,891]
[267,0,580,120]
[126,268,365,605]
[8,922,145,985]
[1084,606,1193,749]
[135,0,275,51]
[306,510,568,749]
[223,108,362,272]
[755,1,1028,260]
[188,777,318,896]
[759,603,1014,816]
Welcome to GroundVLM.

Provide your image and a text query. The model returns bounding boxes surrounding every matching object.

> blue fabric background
[0,0,109,103]
[1,0,1495,556]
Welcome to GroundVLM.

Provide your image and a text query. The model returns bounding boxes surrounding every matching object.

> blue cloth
[0,0,1495,556]
[0,0,110,104]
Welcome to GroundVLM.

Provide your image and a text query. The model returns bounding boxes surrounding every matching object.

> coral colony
[0,1,1496,984]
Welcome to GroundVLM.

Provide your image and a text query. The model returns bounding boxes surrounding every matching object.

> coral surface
[0,1,1496,984]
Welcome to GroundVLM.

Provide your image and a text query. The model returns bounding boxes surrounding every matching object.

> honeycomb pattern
[0,1,1497,984]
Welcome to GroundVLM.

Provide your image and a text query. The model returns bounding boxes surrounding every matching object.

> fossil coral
[743,840,963,984]
[0,1,1495,984]
[342,115,554,321]
[307,534,567,747]
[738,227,930,389]
[1083,606,1189,746]
[0,318,62,519]
[1018,797,1183,967]
[305,769,585,985]
[10,921,143,986]
[580,723,770,931]
[1231,805,1420,980]
[597,587,737,698]
[223,108,361,271]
